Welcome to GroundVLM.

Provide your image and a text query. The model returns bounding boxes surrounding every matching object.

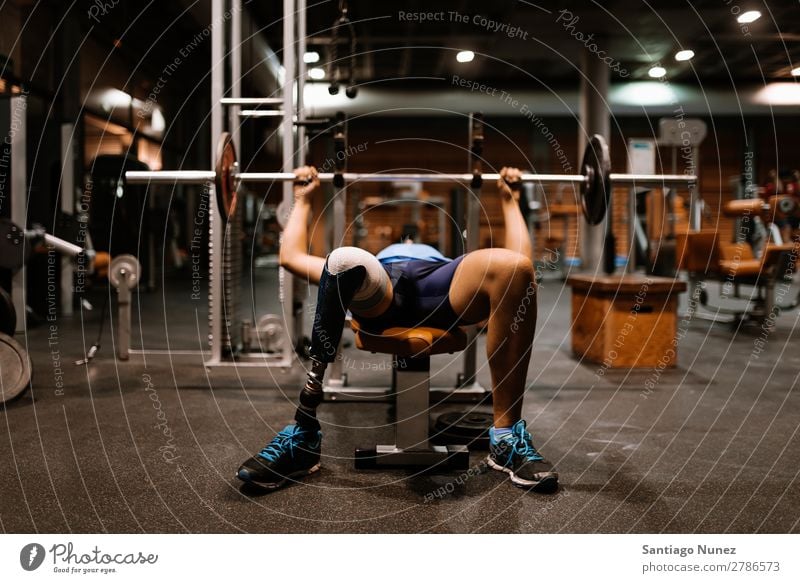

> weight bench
[677,229,799,323]
[350,320,470,470]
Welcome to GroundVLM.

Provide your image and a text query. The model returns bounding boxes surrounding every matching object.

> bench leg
[355,356,469,470]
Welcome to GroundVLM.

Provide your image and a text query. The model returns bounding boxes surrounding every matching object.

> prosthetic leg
[236,257,371,488]
[294,261,367,430]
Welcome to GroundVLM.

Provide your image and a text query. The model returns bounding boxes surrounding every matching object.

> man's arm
[497,167,533,262]
[279,166,326,285]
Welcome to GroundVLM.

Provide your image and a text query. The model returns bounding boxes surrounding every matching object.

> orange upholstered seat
[678,231,798,282]
[719,243,797,280]
[351,319,468,358]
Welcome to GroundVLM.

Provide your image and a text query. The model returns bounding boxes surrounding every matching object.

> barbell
[125,132,698,226]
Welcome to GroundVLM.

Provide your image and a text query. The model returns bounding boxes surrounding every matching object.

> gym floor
[2,268,798,534]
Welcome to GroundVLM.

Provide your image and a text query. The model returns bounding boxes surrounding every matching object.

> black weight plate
[580,134,611,226]
[215,132,238,223]
[433,411,493,449]
[0,287,15,336]
[0,218,31,270]
[0,332,32,403]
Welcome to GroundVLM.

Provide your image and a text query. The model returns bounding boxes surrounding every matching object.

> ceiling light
[611,82,678,106]
[791,67,800,77]
[674,50,695,62]
[303,51,320,64]
[648,66,667,78]
[737,10,761,23]
[456,50,474,63]
[308,67,325,80]
[754,83,800,105]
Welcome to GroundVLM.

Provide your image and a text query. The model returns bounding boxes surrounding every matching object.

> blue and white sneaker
[487,420,558,492]
[237,424,322,489]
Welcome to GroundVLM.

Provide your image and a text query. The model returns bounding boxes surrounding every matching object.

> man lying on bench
[236,166,558,493]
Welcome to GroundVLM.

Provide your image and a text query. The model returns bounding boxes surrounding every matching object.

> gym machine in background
[668,118,800,326]
[623,118,707,277]
[116,0,311,368]
[0,93,144,402]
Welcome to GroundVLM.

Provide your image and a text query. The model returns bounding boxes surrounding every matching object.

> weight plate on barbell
[109,254,141,289]
[580,134,611,226]
[215,132,238,223]
[0,332,32,404]
[0,218,32,271]
[0,287,16,336]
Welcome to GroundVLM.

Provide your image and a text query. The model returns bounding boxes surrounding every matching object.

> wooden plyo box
[566,275,688,368]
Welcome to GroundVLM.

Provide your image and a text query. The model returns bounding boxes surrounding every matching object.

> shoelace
[511,423,544,462]
[258,427,302,463]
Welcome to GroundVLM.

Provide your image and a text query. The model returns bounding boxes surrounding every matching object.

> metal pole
[280,0,296,368]
[689,145,702,231]
[116,271,132,361]
[626,183,637,274]
[230,0,241,156]
[460,113,482,390]
[59,123,75,315]
[239,110,285,118]
[579,49,610,275]
[221,97,283,106]
[43,234,85,257]
[295,0,308,366]
[297,0,307,165]
[10,96,26,335]
[209,0,225,364]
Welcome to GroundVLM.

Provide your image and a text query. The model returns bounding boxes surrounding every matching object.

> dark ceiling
[251,0,800,87]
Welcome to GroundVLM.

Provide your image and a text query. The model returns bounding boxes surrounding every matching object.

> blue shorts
[354,255,466,332]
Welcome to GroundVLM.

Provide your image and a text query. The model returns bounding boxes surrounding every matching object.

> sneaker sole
[237,463,321,490]
[486,457,559,493]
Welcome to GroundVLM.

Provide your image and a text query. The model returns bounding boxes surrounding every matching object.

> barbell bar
[220,97,283,106]
[124,132,697,226]
[125,170,694,186]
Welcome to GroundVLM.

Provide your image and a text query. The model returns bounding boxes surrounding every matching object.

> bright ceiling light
[648,66,667,78]
[456,50,474,63]
[737,10,761,23]
[308,67,325,80]
[675,50,695,62]
[791,67,800,77]
[754,83,800,105]
[303,51,320,64]
[612,82,678,106]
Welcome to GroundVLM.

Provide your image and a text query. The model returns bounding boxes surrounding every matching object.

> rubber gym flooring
[2,266,799,533]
